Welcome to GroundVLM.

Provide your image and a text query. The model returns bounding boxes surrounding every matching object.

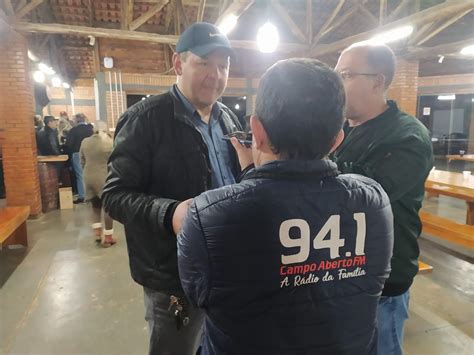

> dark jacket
[66,123,93,153]
[331,101,433,296]
[178,159,394,355]
[102,89,242,292]
[36,126,60,155]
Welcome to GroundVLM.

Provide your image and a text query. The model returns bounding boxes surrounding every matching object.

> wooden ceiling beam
[357,4,378,26]
[15,0,27,12]
[416,9,472,46]
[129,0,169,31]
[2,0,14,16]
[176,0,189,29]
[306,0,312,45]
[386,0,411,22]
[311,0,346,47]
[406,38,474,60]
[14,21,307,53]
[15,0,43,20]
[121,0,134,30]
[197,0,206,22]
[379,0,387,25]
[271,0,306,43]
[310,0,474,57]
[215,0,254,26]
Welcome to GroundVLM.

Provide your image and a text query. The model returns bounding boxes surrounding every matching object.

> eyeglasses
[338,72,379,81]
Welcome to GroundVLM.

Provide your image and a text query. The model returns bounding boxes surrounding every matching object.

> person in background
[58,111,74,145]
[67,113,93,204]
[34,115,44,132]
[178,58,394,354]
[36,116,60,156]
[80,121,116,247]
[102,22,244,355]
[331,41,433,355]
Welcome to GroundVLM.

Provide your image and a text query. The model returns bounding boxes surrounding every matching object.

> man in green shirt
[331,42,433,355]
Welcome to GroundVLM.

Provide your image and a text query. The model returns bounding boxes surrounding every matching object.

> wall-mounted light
[218,14,238,35]
[27,50,39,62]
[438,55,445,64]
[33,71,45,83]
[460,45,474,56]
[257,22,279,53]
[38,62,55,75]
[62,82,70,89]
[235,104,240,110]
[370,25,413,44]
[437,94,456,101]
[51,76,62,87]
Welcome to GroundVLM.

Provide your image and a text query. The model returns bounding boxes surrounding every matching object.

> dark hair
[74,113,86,123]
[255,58,345,160]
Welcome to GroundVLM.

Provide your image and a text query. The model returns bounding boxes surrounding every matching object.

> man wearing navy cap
[103,23,245,354]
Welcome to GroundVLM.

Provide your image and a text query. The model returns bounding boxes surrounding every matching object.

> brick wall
[418,73,474,95]
[387,59,419,116]
[45,80,97,122]
[0,27,41,215]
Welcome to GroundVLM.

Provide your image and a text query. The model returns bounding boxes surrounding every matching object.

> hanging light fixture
[257,22,279,53]
[218,14,238,35]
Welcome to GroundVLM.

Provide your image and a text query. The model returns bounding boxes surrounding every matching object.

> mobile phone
[223,131,252,146]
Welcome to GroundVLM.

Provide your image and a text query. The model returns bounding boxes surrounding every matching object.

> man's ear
[329,129,345,154]
[172,53,182,76]
[373,73,386,92]
[250,116,272,153]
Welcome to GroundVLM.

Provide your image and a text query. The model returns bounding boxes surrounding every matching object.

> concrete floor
[1,200,473,355]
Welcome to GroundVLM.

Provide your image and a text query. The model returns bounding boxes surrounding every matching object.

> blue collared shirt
[172,85,236,189]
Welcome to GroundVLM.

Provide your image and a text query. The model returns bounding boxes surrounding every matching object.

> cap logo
[209,32,224,37]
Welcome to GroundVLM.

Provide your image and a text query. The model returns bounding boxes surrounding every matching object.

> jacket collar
[243,159,340,181]
[169,85,240,133]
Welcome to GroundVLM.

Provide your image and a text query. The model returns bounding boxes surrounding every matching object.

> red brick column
[387,59,419,117]
[0,25,42,216]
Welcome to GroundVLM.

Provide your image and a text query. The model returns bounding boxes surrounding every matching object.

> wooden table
[446,154,474,162]
[425,170,474,225]
[37,155,68,163]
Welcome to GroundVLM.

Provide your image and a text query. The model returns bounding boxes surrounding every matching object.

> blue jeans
[377,290,410,355]
[143,287,204,355]
[71,152,85,199]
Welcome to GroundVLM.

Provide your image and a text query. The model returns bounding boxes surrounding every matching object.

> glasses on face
[338,71,379,81]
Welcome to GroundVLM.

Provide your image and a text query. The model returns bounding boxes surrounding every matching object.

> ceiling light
[460,45,474,56]
[27,50,39,62]
[62,82,70,89]
[33,71,45,83]
[141,97,146,100]
[38,62,55,75]
[257,22,279,53]
[235,104,240,110]
[242,96,247,100]
[218,14,238,35]
[437,94,455,101]
[370,25,413,44]
[51,76,62,87]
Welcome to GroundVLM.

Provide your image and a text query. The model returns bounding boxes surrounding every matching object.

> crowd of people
[35,112,115,247]
[101,22,433,355]
[34,20,434,355]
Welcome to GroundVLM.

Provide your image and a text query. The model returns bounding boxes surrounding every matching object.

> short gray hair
[345,41,396,89]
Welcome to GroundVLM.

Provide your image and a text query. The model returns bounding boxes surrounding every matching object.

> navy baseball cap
[176,22,234,58]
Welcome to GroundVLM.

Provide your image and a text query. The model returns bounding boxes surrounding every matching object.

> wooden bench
[420,211,474,250]
[418,260,433,274]
[0,206,30,248]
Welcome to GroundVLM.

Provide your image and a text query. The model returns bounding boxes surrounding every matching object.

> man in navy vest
[178,58,394,354]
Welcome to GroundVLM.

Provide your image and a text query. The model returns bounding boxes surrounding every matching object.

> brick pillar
[387,59,419,116]
[0,26,42,216]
